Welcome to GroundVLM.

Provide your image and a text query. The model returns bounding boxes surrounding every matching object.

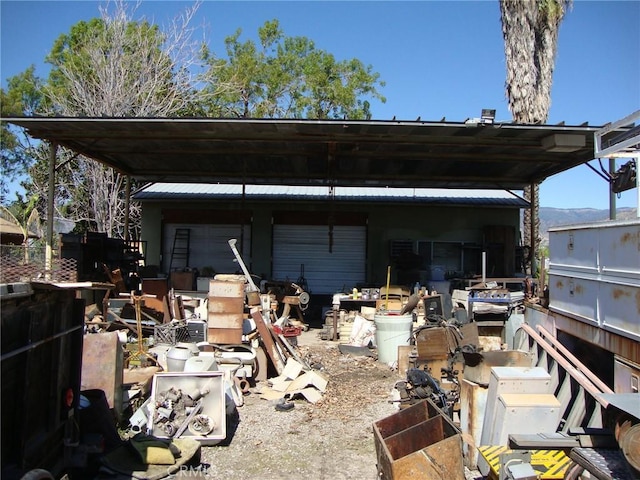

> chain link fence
[0,244,78,283]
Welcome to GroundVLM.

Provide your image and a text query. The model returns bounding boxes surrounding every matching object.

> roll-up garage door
[272,224,365,294]
[163,223,251,275]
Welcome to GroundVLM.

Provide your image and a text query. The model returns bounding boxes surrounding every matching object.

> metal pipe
[609,158,617,220]
[228,238,258,291]
[530,181,537,276]
[124,175,131,241]
[46,142,58,279]
[519,323,610,408]
[536,325,614,394]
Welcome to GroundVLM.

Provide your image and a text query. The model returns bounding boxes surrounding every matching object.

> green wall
[139,198,520,283]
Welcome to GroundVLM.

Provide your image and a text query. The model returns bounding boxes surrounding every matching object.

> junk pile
[80,238,324,460]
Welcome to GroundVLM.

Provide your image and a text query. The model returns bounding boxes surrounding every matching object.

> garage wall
[139,200,521,287]
[162,223,251,275]
[272,224,366,294]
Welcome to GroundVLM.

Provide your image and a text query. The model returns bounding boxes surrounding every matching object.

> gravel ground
[189,329,483,480]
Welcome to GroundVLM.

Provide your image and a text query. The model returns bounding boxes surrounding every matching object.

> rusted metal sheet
[250,307,285,374]
[373,399,465,480]
[207,297,244,314]
[208,280,245,298]
[207,312,244,329]
[81,331,123,412]
[207,327,242,344]
[548,219,640,343]
[459,379,488,470]
[463,350,534,386]
[528,307,640,366]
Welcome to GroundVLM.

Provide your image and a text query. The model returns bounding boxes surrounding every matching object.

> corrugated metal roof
[134,183,528,207]
[3,117,606,190]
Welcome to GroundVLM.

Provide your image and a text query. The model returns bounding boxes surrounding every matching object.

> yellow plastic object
[478,445,571,479]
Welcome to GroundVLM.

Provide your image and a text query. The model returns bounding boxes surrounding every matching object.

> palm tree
[499,0,572,274]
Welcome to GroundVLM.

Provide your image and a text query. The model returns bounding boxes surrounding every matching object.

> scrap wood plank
[250,307,285,374]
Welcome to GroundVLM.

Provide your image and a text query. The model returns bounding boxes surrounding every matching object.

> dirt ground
[188,328,482,480]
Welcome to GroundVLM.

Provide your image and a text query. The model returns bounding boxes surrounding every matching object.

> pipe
[124,175,131,241]
[385,265,391,310]
[520,323,610,408]
[536,325,614,394]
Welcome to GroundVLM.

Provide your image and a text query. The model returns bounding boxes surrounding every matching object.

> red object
[273,325,302,337]
[64,387,74,408]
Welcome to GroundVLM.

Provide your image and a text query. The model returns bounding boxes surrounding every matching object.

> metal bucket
[166,342,199,372]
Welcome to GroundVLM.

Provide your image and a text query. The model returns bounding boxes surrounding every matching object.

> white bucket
[374,313,413,364]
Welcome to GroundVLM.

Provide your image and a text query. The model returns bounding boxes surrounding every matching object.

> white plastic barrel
[374,313,413,364]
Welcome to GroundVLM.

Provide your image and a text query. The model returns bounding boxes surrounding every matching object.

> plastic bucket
[374,313,413,364]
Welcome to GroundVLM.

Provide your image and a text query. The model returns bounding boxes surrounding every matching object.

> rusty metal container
[373,399,465,480]
[208,280,244,344]
[548,219,640,343]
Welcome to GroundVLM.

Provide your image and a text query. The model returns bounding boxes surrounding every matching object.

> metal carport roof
[4,117,604,190]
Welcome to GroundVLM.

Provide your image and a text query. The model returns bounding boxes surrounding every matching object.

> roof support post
[124,175,131,241]
[530,181,537,277]
[46,141,58,279]
[608,158,617,221]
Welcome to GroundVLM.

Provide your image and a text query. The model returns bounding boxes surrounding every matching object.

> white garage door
[272,224,365,294]
[163,224,251,275]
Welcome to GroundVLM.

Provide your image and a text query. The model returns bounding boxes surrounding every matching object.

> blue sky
[1,0,639,209]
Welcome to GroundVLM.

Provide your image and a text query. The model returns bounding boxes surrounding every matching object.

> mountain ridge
[538,206,637,245]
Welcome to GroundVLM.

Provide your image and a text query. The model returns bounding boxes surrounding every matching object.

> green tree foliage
[200,19,385,119]
[0,67,45,203]
[2,8,386,241]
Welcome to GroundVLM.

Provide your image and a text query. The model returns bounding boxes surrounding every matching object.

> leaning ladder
[169,228,191,271]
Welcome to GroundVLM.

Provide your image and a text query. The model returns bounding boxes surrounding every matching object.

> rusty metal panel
[207,327,242,344]
[614,356,640,393]
[81,331,123,412]
[207,312,244,329]
[373,399,464,480]
[598,221,640,278]
[548,225,599,274]
[459,379,488,469]
[549,219,640,343]
[548,274,599,326]
[207,297,244,314]
[208,280,245,298]
[600,281,640,341]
